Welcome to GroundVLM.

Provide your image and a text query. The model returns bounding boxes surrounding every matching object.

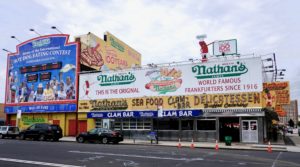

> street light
[2,48,12,53]
[29,28,42,36]
[51,26,63,34]
[11,36,21,43]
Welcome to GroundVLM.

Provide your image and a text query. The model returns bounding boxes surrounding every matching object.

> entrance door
[242,120,258,143]
[78,120,87,133]
[53,120,60,126]
[219,117,240,142]
[68,120,76,136]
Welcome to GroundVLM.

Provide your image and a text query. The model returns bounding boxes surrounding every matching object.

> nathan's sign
[21,116,46,125]
[192,61,248,79]
[78,92,262,112]
[79,58,262,100]
[97,72,136,86]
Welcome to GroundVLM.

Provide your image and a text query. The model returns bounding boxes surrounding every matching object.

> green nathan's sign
[192,61,248,79]
[22,116,46,125]
[97,72,136,86]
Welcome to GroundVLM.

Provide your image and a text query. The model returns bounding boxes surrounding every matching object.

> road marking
[69,150,204,161]
[271,152,282,167]
[0,157,84,167]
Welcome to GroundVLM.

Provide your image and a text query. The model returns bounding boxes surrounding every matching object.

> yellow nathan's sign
[262,81,290,116]
[77,32,141,71]
[78,92,262,112]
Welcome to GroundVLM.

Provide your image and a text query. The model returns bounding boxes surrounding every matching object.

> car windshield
[88,128,98,134]
[1,127,7,131]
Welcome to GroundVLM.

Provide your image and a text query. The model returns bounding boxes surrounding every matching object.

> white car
[0,126,20,139]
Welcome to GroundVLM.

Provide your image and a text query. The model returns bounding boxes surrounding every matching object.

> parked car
[19,123,62,141]
[287,127,293,134]
[0,126,20,139]
[76,128,123,144]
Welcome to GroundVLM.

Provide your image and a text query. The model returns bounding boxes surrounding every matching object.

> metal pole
[273,53,277,81]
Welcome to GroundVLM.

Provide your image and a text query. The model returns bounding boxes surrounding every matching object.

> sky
[0,0,299,111]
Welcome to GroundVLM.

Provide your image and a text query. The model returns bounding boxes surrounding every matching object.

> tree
[263,107,279,141]
[288,119,295,128]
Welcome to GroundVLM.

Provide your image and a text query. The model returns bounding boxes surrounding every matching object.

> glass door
[242,120,258,143]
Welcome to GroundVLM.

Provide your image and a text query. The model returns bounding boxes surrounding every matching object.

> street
[0,139,299,167]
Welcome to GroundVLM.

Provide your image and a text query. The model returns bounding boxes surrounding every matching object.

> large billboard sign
[79,57,262,100]
[5,34,79,113]
[79,92,262,112]
[77,32,141,71]
[262,81,290,116]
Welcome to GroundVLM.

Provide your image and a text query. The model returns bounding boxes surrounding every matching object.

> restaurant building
[78,57,265,143]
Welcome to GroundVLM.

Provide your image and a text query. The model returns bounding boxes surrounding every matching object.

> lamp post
[11,36,21,43]
[51,26,63,34]
[29,28,42,36]
[2,48,12,53]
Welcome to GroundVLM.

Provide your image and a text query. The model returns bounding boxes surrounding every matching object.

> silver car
[0,126,20,139]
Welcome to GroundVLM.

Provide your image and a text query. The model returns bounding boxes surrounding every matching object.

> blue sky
[1,0,299,110]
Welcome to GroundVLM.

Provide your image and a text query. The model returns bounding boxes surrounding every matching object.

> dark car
[0,126,20,139]
[76,128,123,144]
[19,123,63,141]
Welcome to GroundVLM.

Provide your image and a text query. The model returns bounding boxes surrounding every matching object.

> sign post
[16,109,22,128]
[157,105,163,144]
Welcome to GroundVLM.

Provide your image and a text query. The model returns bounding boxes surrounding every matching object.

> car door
[87,128,99,142]
[26,124,39,138]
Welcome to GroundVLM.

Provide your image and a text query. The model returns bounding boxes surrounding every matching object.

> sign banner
[5,104,77,114]
[78,32,141,71]
[5,34,79,113]
[79,57,262,100]
[87,109,202,118]
[213,39,237,56]
[79,92,262,112]
[262,81,290,116]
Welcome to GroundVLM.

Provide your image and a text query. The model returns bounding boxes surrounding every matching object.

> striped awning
[203,108,262,113]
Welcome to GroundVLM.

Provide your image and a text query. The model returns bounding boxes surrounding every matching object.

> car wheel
[39,134,46,141]
[53,138,59,142]
[0,134,3,139]
[102,137,108,144]
[77,137,85,143]
[20,134,25,140]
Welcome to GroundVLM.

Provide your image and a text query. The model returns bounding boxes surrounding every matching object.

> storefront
[78,57,265,143]
[4,34,79,136]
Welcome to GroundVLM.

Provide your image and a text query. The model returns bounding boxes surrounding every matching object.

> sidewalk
[60,137,300,152]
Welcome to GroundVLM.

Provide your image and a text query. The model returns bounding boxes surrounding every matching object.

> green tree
[288,119,295,128]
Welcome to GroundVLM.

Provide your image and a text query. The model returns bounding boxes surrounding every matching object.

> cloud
[1,0,300,108]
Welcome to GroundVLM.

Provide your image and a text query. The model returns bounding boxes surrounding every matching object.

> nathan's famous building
[78,57,267,143]
[5,32,288,143]
[4,32,141,136]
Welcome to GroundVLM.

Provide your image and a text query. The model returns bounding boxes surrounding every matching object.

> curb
[59,138,288,152]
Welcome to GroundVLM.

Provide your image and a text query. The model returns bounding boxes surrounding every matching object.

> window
[181,120,194,130]
[115,118,151,130]
[95,119,102,128]
[197,119,216,130]
[153,118,179,130]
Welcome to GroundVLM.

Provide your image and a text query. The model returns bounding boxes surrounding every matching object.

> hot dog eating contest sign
[79,57,263,103]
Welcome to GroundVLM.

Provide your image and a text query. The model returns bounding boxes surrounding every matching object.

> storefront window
[181,120,194,130]
[197,119,216,130]
[115,118,151,130]
[95,119,102,128]
[153,118,179,130]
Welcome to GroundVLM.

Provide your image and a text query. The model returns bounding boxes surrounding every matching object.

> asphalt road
[0,139,299,167]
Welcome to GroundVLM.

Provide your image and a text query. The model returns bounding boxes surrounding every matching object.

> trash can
[225,136,232,146]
